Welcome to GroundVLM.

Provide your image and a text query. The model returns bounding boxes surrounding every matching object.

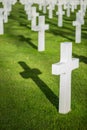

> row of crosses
[0,0,86,44]
[0,0,86,114]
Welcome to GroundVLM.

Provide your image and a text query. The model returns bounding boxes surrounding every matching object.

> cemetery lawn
[0,2,87,130]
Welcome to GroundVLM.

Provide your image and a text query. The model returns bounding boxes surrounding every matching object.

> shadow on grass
[45,17,75,41]
[82,33,87,39]
[18,35,37,49]
[73,53,87,64]
[49,28,75,41]
[18,61,58,110]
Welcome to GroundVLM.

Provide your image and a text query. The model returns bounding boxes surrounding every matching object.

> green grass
[0,2,87,130]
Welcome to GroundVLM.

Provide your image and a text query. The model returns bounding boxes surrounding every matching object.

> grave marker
[33,16,49,51]
[47,3,54,19]
[66,2,71,17]
[31,7,39,30]
[0,8,4,34]
[52,42,79,114]
[73,11,84,43]
[56,3,65,27]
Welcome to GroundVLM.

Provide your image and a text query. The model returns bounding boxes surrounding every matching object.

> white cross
[3,1,12,13]
[56,3,65,27]
[38,1,43,10]
[25,3,33,20]
[33,16,49,51]
[43,0,47,14]
[66,2,71,17]
[31,7,39,30]
[80,0,86,16]
[52,42,79,114]
[73,11,84,43]
[3,4,10,23]
[0,9,4,35]
[70,2,75,12]
[47,3,54,19]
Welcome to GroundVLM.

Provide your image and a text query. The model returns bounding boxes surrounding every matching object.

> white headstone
[3,9,9,23]
[33,16,49,51]
[52,42,79,114]
[66,2,71,17]
[47,3,54,19]
[73,11,84,43]
[0,9,4,35]
[43,0,47,14]
[31,7,39,30]
[25,2,33,20]
[56,3,65,27]
[38,1,43,10]
[70,1,75,12]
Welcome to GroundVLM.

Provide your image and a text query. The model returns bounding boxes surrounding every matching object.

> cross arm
[33,24,49,31]
[73,21,79,26]
[56,11,65,15]
[71,58,79,70]
[52,58,79,76]
[0,8,4,14]
[32,12,39,18]
[52,62,66,75]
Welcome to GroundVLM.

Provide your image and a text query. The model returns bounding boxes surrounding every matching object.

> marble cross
[31,7,39,30]
[3,7,9,23]
[38,1,43,10]
[4,1,12,13]
[80,0,86,16]
[33,16,49,51]
[66,2,71,17]
[73,11,84,43]
[47,3,54,19]
[52,42,79,114]
[56,3,65,27]
[25,3,33,20]
[0,9,4,35]
[70,2,75,12]
[43,0,47,14]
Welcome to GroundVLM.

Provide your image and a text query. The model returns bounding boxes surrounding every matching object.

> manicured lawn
[0,2,87,130]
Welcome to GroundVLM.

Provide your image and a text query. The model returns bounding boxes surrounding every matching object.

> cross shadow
[73,53,87,64]
[18,61,58,110]
[49,28,75,41]
[82,33,87,39]
[18,35,37,49]
[45,19,75,41]
[0,2,3,8]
